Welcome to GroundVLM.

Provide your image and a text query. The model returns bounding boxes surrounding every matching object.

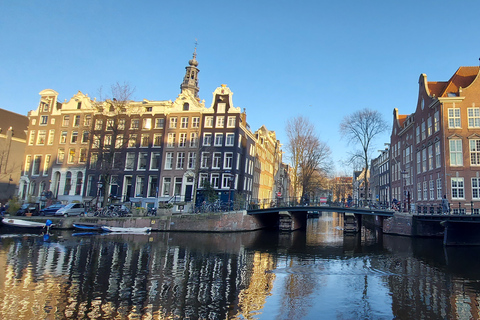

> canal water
[1,212,480,319]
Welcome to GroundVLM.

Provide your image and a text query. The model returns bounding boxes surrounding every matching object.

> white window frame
[449,139,463,166]
[451,177,465,199]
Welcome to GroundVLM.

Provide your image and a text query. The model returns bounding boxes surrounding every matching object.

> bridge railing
[247,197,389,210]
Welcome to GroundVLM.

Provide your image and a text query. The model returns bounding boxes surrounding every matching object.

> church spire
[180,42,200,98]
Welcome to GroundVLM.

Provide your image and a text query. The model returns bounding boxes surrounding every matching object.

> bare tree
[91,82,138,207]
[286,116,331,203]
[339,108,388,205]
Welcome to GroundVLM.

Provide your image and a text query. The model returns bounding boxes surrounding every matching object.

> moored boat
[1,217,50,229]
[73,223,104,231]
[101,226,151,233]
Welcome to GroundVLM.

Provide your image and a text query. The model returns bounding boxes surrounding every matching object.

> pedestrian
[442,195,450,214]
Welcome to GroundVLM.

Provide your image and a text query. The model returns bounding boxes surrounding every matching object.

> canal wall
[383,213,444,237]
[24,210,265,232]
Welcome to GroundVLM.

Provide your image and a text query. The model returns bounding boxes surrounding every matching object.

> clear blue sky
[1,1,480,175]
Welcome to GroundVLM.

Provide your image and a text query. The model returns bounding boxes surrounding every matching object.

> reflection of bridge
[247,205,394,231]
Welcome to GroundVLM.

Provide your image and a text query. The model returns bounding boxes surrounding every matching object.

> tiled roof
[428,66,480,97]
[398,114,408,127]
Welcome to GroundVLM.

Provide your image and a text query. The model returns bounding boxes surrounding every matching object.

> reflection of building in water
[0,233,266,319]
[306,212,344,246]
[234,251,276,318]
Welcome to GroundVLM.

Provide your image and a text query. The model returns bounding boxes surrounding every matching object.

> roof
[0,108,28,140]
[428,66,480,97]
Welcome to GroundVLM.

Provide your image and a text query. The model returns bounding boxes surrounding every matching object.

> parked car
[16,203,39,216]
[55,203,86,217]
[40,204,65,216]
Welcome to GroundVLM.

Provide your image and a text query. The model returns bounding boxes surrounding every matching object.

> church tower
[180,47,200,98]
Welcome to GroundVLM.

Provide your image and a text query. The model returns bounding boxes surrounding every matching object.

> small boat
[1,217,51,229]
[73,223,104,231]
[101,226,151,233]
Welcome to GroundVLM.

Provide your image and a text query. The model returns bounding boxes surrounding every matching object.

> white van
[55,203,86,217]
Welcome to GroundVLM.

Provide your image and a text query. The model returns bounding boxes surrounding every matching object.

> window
[181,117,188,128]
[179,133,187,147]
[42,103,49,112]
[434,111,439,132]
[190,132,198,147]
[468,108,480,128]
[77,102,82,110]
[128,134,137,147]
[92,135,101,148]
[203,133,212,146]
[169,117,177,128]
[125,153,135,170]
[143,118,152,130]
[187,152,196,169]
[64,172,72,195]
[106,119,114,130]
[427,117,432,136]
[43,155,51,176]
[417,182,422,202]
[32,155,41,175]
[162,177,171,196]
[89,153,98,169]
[40,115,48,125]
[79,148,87,163]
[192,117,200,128]
[422,149,427,172]
[137,152,148,170]
[473,178,480,199]
[470,139,480,165]
[74,115,80,127]
[57,149,65,164]
[167,133,176,147]
[224,152,233,169]
[130,119,140,130]
[451,177,465,199]
[448,108,461,128]
[435,141,441,168]
[25,155,32,174]
[416,126,420,144]
[227,116,236,128]
[36,130,46,145]
[423,181,427,200]
[48,130,55,145]
[199,173,208,188]
[226,133,235,146]
[211,174,219,188]
[95,119,103,130]
[148,176,158,197]
[28,131,35,145]
[155,118,164,129]
[421,121,426,140]
[436,178,442,200]
[60,131,67,144]
[449,139,463,166]
[84,114,92,126]
[205,116,213,128]
[150,152,161,170]
[222,174,232,189]
[141,134,149,147]
[118,119,125,130]
[429,180,434,200]
[183,103,189,111]
[68,148,75,163]
[62,115,70,127]
[82,131,89,144]
[115,134,124,148]
[217,103,226,113]
[153,133,162,147]
[201,152,210,168]
[174,177,182,196]
[213,152,221,169]
[165,152,173,169]
[71,131,78,144]
[214,133,223,146]
[113,152,121,169]
[135,176,145,197]
[428,145,433,170]
[176,152,185,169]
[216,116,225,128]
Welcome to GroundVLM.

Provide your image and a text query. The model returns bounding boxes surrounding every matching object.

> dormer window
[183,103,189,111]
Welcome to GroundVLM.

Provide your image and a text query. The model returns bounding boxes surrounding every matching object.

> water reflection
[0,213,480,319]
